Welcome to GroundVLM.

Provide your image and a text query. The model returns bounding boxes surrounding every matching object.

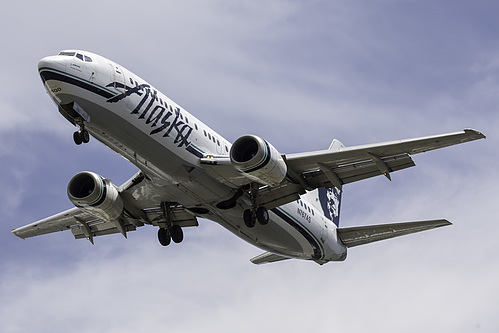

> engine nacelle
[67,171,124,221]
[230,135,287,187]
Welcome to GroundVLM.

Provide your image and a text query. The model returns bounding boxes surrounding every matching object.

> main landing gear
[73,118,90,145]
[243,206,269,228]
[157,202,184,246]
[158,225,184,246]
[243,183,269,228]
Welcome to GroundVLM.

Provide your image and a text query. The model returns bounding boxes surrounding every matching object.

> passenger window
[76,53,83,61]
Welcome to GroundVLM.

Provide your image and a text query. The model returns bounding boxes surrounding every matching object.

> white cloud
[2,1,499,332]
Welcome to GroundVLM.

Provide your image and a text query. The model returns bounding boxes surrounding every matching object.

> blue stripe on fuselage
[39,68,116,99]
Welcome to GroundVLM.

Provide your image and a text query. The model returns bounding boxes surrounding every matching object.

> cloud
[1,1,499,332]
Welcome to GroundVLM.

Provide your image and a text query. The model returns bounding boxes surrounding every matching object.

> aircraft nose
[38,55,67,72]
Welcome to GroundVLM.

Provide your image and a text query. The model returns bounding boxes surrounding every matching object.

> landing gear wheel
[73,131,83,145]
[158,228,171,246]
[243,209,256,228]
[256,207,269,225]
[82,130,90,143]
[171,225,184,243]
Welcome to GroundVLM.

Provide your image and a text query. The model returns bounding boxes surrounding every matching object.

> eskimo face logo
[106,80,193,149]
[319,187,341,226]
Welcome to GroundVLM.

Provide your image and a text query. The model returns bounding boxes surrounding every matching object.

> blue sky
[1,1,498,332]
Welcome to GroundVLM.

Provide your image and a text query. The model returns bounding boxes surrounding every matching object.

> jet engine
[67,171,124,221]
[230,135,287,187]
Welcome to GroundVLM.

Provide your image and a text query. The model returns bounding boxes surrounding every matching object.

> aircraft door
[106,62,126,92]
[111,63,126,92]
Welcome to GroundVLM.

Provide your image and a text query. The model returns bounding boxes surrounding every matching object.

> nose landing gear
[73,118,90,145]
[73,129,90,145]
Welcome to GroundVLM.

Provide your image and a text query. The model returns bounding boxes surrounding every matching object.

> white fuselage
[38,50,347,263]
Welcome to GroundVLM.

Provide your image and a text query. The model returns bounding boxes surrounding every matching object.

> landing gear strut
[243,183,269,228]
[73,118,90,145]
[157,202,184,246]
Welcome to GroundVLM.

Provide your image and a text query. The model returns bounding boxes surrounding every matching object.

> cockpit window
[58,51,93,62]
[58,51,76,56]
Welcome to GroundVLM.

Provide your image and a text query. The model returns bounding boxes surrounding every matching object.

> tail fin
[302,139,344,226]
[318,187,342,226]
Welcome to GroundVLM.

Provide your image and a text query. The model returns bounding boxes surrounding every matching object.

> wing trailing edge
[337,219,452,248]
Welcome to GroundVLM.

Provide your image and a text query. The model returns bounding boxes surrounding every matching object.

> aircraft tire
[73,131,83,145]
[256,207,269,225]
[243,209,256,228]
[171,225,184,243]
[82,130,90,143]
[158,228,171,246]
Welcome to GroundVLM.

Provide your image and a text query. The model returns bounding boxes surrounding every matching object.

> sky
[1,0,498,332]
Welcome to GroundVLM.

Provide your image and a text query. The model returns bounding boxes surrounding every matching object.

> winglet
[464,128,486,140]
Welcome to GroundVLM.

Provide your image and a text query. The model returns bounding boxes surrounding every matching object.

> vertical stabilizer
[301,138,344,226]
[318,187,342,226]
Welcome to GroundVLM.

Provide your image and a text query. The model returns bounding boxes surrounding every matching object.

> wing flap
[71,219,138,239]
[302,154,415,188]
[144,206,199,228]
[337,219,452,248]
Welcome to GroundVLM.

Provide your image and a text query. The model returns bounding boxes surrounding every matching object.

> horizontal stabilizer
[337,219,451,248]
[250,252,291,265]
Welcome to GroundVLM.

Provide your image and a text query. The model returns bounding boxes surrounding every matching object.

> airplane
[11,50,486,265]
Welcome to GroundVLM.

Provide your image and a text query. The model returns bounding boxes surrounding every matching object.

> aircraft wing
[284,129,485,190]
[12,172,199,243]
[201,129,484,210]
[12,208,96,239]
[337,219,451,247]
